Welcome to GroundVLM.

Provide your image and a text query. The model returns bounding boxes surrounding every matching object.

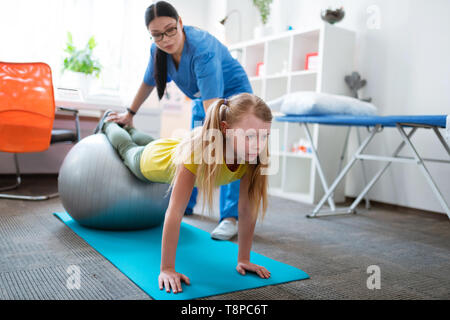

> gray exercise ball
[58,134,170,230]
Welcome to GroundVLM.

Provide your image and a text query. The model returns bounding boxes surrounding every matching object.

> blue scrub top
[143,25,252,101]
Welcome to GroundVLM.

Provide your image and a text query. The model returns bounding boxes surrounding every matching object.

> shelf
[265,73,289,80]
[265,77,288,102]
[250,71,315,81]
[290,72,317,92]
[267,154,283,189]
[291,30,320,72]
[286,152,313,159]
[285,122,308,153]
[272,151,313,159]
[228,25,321,51]
[266,37,290,76]
[249,76,263,81]
[229,48,244,66]
[249,78,263,98]
[244,43,265,77]
[227,23,355,206]
[269,120,284,153]
[290,69,317,77]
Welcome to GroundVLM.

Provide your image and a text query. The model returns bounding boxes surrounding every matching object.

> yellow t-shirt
[140,138,248,186]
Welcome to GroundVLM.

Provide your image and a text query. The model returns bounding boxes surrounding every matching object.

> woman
[108,1,253,240]
[96,93,272,293]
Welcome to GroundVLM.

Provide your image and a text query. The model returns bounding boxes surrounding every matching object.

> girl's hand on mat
[106,111,133,127]
[158,269,191,294]
[236,261,271,279]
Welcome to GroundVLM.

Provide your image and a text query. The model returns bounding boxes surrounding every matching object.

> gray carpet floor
[0,175,449,300]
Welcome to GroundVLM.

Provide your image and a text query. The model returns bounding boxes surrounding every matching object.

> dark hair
[145,1,179,100]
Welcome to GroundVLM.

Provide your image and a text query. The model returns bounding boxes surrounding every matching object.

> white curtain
[0,0,153,102]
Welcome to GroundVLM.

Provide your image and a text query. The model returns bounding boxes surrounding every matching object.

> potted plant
[61,32,102,98]
[253,0,273,39]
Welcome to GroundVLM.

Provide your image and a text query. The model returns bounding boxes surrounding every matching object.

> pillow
[268,91,378,116]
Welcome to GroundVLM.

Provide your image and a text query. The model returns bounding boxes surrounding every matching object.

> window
[0,0,152,100]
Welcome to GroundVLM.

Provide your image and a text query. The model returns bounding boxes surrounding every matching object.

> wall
[215,0,450,214]
[0,0,209,174]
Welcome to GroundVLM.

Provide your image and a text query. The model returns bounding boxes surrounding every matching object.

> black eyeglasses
[150,25,178,42]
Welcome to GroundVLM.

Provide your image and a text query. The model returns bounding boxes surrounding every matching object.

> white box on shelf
[228,23,356,205]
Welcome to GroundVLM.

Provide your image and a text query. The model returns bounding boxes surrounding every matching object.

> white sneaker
[211,219,238,240]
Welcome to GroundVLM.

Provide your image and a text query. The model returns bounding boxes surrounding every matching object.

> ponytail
[154,48,168,99]
[202,98,228,135]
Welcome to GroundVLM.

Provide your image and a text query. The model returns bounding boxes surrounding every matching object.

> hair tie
[223,98,228,106]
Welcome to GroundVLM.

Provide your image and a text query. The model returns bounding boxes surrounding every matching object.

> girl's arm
[236,172,271,279]
[159,164,196,293]
[237,172,256,262]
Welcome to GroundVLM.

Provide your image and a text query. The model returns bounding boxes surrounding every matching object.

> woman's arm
[236,172,271,279]
[159,164,196,293]
[128,81,155,114]
[107,81,154,126]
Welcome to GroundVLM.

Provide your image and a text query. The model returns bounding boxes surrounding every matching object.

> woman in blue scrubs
[108,1,252,240]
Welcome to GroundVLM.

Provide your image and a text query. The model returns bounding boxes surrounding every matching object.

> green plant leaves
[62,32,102,77]
[87,36,96,50]
[253,0,272,25]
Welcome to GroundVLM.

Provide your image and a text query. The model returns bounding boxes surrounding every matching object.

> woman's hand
[158,268,191,294]
[236,260,271,279]
[105,111,134,127]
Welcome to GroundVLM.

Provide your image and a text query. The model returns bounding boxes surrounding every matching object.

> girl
[106,1,253,240]
[97,93,272,294]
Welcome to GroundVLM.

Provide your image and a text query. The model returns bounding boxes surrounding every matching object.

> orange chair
[0,62,80,200]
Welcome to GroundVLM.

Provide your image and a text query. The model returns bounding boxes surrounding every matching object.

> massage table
[275,114,450,219]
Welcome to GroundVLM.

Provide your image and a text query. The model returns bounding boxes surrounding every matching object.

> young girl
[98,93,272,294]
[111,1,254,239]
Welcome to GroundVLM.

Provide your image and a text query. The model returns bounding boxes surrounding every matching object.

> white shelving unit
[229,23,356,204]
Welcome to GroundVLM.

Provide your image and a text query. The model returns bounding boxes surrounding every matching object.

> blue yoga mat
[54,212,309,300]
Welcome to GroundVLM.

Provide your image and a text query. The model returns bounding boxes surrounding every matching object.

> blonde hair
[169,93,272,221]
